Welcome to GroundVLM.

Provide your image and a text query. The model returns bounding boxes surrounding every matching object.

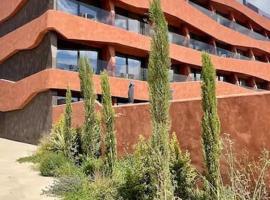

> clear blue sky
[247,0,270,14]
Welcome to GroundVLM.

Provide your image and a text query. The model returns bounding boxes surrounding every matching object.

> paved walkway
[0,138,56,200]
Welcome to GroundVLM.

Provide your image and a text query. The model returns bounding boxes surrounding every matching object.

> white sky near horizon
[247,0,270,14]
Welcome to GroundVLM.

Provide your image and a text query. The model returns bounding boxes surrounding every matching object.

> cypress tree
[79,57,100,157]
[63,87,72,157]
[201,53,221,199]
[100,71,116,175]
[148,0,174,198]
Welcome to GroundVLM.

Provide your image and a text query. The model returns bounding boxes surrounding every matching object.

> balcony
[56,0,259,62]
[56,49,190,82]
[189,1,269,41]
[236,0,270,20]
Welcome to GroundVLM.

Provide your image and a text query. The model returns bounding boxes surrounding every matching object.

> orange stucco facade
[1,0,270,160]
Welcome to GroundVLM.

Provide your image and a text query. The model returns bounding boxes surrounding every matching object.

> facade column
[248,49,255,60]
[182,26,190,47]
[247,78,256,89]
[230,73,239,85]
[49,32,58,68]
[209,38,217,55]
[179,64,191,81]
[265,55,270,63]
[103,0,115,25]
[101,46,116,76]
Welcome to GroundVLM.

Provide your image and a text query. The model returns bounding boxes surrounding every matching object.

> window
[56,49,99,73]
[190,69,201,81]
[115,8,147,34]
[115,54,143,80]
[56,50,78,71]
[79,3,98,19]
[57,0,78,15]
[238,78,247,86]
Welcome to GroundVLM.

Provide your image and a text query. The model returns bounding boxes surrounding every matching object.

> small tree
[169,134,198,200]
[201,53,221,199]
[101,71,116,175]
[63,87,73,157]
[79,57,100,157]
[147,0,174,198]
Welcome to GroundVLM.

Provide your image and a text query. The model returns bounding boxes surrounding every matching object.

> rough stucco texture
[0,91,53,144]
[52,92,270,168]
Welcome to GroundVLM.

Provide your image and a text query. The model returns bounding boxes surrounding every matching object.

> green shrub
[81,157,103,176]
[39,152,68,177]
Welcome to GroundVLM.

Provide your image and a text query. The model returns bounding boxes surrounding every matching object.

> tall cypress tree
[148,0,174,198]
[201,53,221,199]
[63,87,72,157]
[101,71,116,176]
[79,57,100,157]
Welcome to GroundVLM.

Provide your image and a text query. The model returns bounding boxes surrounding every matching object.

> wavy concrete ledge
[210,0,270,32]
[118,0,270,54]
[2,0,270,53]
[1,10,270,82]
[0,0,27,23]
[0,68,253,112]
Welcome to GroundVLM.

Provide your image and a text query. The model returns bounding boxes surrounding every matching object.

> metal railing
[189,1,269,41]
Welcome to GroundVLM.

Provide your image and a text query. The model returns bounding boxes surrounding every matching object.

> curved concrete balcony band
[0,68,255,112]
[0,0,27,23]
[2,0,270,54]
[1,11,270,81]
[210,0,270,31]
[118,0,270,54]
[189,1,269,41]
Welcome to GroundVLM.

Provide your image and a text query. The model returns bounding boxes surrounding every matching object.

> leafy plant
[39,152,68,177]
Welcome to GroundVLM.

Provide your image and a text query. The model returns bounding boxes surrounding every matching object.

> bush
[39,152,68,177]
[81,157,103,176]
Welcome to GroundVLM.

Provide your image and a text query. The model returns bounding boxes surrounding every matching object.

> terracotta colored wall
[0,33,55,81]
[0,0,53,37]
[0,0,27,23]
[1,11,270,83]
[52,92,270,168]
[0,68,253,112]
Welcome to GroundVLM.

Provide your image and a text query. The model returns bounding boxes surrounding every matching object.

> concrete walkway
[0,138,56,200]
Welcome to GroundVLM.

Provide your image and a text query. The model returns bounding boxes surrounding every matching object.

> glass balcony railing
[55,51,191,82]
[56,0,257,62]
[189,1,269,41]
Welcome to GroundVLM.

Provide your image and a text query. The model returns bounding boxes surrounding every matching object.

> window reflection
[57,0,78,15]
[56,50,78,71]
[115,54,142,79]
[56,49,99,72]
[79,3,97,19]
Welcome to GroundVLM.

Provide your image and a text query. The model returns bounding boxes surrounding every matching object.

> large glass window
[80,50,98,72]
[56,49,99,72]
[115,54,143,80]
[57,0,78,15]
[56,50,78,71]
[79,3,97,20]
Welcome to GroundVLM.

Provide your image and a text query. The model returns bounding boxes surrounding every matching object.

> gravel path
[0,138,57,200]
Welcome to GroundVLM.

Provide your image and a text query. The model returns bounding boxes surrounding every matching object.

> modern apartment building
[1,0,270,144]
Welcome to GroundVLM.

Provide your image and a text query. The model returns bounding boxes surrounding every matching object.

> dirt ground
[0,138,57,200]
